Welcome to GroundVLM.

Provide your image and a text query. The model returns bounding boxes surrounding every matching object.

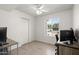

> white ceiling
[0,4,73,16]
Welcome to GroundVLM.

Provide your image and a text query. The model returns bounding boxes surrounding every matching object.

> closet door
[20,19,29,45]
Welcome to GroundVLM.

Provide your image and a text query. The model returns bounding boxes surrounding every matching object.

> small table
[0,39,18,55]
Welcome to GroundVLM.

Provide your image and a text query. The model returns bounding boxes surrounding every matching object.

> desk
[0,39,18,55]
[55,42,79,55]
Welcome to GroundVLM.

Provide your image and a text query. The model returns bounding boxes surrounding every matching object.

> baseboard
[33,40,55,46]
[22,40,34,46]
[21,40,55,47]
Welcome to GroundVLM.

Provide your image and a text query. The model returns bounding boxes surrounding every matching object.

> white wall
[73,5,79,30]
[0,9,35,47]
[35,9,73,44]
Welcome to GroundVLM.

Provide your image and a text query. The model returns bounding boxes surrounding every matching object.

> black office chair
[55,34,59,42]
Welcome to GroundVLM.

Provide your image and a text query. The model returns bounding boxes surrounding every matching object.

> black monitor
[0,27,8,55]
[0,27,7,43]
[60,30,73,43]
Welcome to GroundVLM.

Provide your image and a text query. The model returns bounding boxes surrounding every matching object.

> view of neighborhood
[47,17,60,37]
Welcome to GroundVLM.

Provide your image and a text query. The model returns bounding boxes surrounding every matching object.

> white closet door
[20,19,29,45]
[7,14,29,46]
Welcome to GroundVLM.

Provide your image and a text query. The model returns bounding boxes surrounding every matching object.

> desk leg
[17,43,18,55]
[56,46,59,55]
[10,46,11,55]
[57,46,59,55]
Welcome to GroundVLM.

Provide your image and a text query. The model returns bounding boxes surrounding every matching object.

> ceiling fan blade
[40,9,48,12]
[39,5,44,9]
[32,7,38,11]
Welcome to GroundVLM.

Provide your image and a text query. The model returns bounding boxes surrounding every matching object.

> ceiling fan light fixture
[36,10,42,15]
[32,4,48,15]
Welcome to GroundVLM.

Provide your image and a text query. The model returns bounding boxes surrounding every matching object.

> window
[47,17,60,37]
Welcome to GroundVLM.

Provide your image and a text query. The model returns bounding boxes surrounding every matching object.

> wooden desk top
[0,38,18,48]
[55,42,79,50]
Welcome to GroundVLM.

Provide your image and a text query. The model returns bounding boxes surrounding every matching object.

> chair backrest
[55,34,59,42]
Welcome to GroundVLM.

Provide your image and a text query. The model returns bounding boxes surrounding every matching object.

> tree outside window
[47,17,60,37]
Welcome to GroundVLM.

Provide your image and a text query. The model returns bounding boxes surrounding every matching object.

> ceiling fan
[32,4,48,15]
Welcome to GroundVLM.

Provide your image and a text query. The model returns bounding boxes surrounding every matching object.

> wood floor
[11,41,56,55]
